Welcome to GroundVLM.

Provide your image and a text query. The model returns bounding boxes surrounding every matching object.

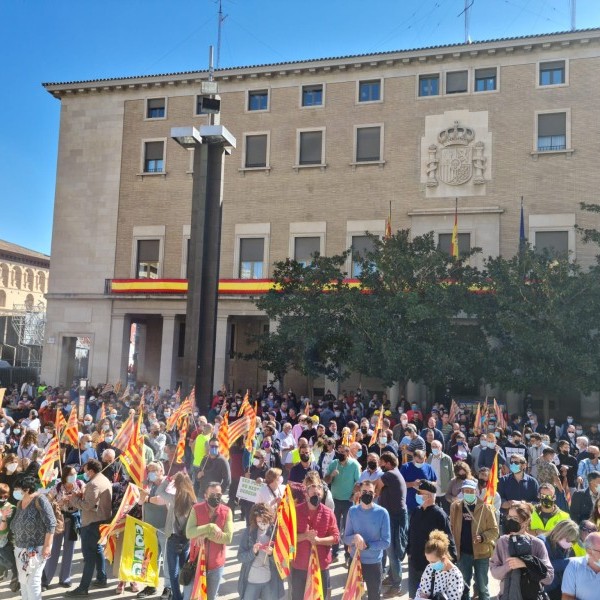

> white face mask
[256,521,269,532]
[6,464,17,473]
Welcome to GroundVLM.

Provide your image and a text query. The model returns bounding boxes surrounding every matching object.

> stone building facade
[40,28,600,416]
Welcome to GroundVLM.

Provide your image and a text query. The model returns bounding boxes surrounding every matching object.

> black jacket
[408,504,457,571]
[570,488,594,525]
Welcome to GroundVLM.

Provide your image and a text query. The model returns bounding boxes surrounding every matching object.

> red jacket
[191,502,230,571]
[292,502,339,571]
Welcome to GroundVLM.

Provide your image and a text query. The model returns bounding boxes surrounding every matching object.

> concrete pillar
[107,315,130,385]
[159,315,176,391]
[387,382,400,409]
[581,392,600,421]
[213,314,229,393]
[267,319,280,390]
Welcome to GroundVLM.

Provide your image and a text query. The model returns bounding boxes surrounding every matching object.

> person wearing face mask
[415,530,464,600]
[529,483,570,536]
[557,439,579,494]
[343,480,391,600]
[317,439,337,479]
[324,445,360,564]
[0,482,19,593]
[81,414,95,435]
[196,438,231,498]
[358,453,383,483]
[490,501,554,599]
[538,519,579,600]
[65,434,98,467]
[427,440,455,512]
[291,478,339,600]
[577,445,600,489]
[43,466,84,589]
[240,450,269,525]
[237,502,283,600]
[449,479,498,600]
[446,462,475,506]
[560,423,579,455]
[64,459,112,597]
[544,418,560,444]
[400,449,437,515]
[498,456,539,530]
[255,468,285,508]
[477,432,507,475]
[185,482,233,600]
[402,424,426,461]
[0,454,20,500]
[408,481,457,598]
[561,530,600,600]
[570,472,600,525]
[368,428,396,457]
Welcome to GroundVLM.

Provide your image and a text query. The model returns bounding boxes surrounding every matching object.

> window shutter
[299,131,322,164]
[356,127,381,162]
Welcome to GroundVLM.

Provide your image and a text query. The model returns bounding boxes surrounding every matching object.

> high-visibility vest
[530,507,570,533]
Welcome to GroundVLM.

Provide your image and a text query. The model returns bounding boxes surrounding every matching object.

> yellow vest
[572,541,586,557]
[193,433,209,467]
[530,507,570,533]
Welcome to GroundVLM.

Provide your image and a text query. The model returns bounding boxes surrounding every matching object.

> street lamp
[171,123,236,415]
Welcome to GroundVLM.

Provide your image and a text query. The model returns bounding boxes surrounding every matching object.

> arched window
[25,294,34,310]
[0,264,8,287]
[37,271,46,293]
[25,269,34,291]
[11,267,22,289]
[0,290,5,308]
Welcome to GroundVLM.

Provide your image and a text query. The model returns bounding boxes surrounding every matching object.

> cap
[311,415,320,423]
[418,480,437,494]
[461,479,478,491]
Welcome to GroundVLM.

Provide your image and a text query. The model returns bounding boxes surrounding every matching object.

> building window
[419,74,439,97]
[143,141,164,173]
[248,90,269,111]
[239,238,264,279]
[146,98,166,119]
[356,126,381,162]
[299,130,323,165]
[294,237,321,266]
[475,68,497,92]
[539,60,565,86]
[244,134,268,168]
[351,235,375,277]
[446,70,468,94]
[0,290,5,308]
[358,79,381,102]
[537,112,566,151]
[302,84,323,107]
[136,239,160,279]
[438,233,471,257]
[535,231,569,257]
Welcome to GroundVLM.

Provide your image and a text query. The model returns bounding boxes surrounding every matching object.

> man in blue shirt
[343,480,391,600]
[561,532,600,600]
[399,449,437,514]
[498,454,539,530]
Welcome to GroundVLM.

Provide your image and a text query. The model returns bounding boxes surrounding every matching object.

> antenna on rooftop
[570,0,576,31]
[459,0,475,44]
[216,0,227,68]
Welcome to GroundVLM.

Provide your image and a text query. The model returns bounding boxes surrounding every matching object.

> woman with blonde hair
[540,519,579,600]
[254,468,285,508]
[490,501,554,600]
[416,530,464,599]
[16,430,38,470]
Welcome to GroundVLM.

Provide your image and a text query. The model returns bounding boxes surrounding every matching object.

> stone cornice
[43,28,600,97]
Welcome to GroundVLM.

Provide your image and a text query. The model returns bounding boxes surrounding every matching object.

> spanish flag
[274,485,297,579]
[450,199,459,259]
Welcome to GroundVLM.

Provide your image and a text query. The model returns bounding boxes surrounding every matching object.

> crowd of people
[0,381,599,600]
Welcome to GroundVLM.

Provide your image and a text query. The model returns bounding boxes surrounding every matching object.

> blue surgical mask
[85,442,92,449]
[105,436,113,443]
[432,448,441,456]
[510,463,521,474]
[415,494,425,506]
[66,475,77,484]
[209,447,219,457]
[148,472,158,482]
[83,472,90,482]
[431,560,444,572]
[356,451,362,458]
[13,490,23,501]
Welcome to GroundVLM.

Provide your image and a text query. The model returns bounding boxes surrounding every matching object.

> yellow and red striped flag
[369,409,384,447]
[61,405,79,446]
[342,548,364,600]
[448,399,459,424]
[303,544,324,600]
[99,483,140,561]
[55,407,67,434]
[450,199,459,259]
[473,403,482,435]
[245,403,257,453]
[176,418,188,464]
[112,411,136,452]
[238,390,251,417]
[493,398,506,430]
[114,380,123,396]
[218,412,229,459]
[98,402,106,422]
[342,429,351,447]
[167,396,192,431]
[190,540,208,600]
[38,436,60,487]
[228,414,249,447]
[120,409,146,487]
[273,484,297,579]
[484,452,499,505]
[0,388,5,410]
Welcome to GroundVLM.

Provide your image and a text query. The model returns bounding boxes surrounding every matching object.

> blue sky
[1,0,597,255]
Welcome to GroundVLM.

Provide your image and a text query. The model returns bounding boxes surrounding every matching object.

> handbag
[430,570,450,600]
[179,559,195,586]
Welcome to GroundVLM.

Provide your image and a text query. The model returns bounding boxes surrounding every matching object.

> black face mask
[360,427,368,434]
[309,494,320,507]
[478,479,487,488]
[540,497,555,509]
[207,495,221,508]
[0,499,6,506]
[300,454,310,463]
[360,492,374,505]
[367,461,378,471]
[505,518,522,534]
[457,473,467,480]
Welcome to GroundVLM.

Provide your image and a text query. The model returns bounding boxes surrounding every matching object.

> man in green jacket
[427,439,455,513]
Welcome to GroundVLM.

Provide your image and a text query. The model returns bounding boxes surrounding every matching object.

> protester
[539,519,579,600]
[343,480,391,600]
[195,438,231,497]
[561,531,600,600]
[529,483,570,535]
[401,449,437,515]
[0,482,18,593]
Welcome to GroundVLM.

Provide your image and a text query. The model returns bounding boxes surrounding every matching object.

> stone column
[159,315,176,391]
[387,382,400,409]
[213,314,229,393]
[107,315,129,385]
[266,319,280,390]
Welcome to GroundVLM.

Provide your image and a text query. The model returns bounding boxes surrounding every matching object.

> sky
[0,0,598,256]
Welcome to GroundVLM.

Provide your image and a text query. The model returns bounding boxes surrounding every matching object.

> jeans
[14,546,47,600]
[243,581,277,600]
[361,562,382,600]
[157,530,169,586]
[183,565,224,600]
[408,564,424,599]
[166,535,189,600]
[0,541,17,579]
[291,567,330,600]
[386,510,408,587]
[457,554,490,600]
[44,529,76,584]
[79,521,106,590]
[332,499,352,557]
